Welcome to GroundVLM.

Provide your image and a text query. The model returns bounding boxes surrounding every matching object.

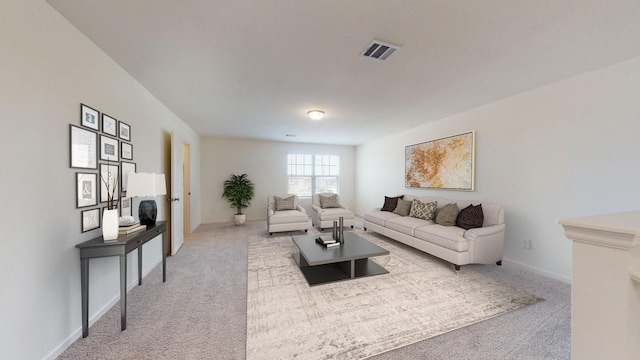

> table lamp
[126,172,167,227]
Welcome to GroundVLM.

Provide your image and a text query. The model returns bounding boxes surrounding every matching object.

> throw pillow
[274,195,295,211]
[393,198,412,216]
[435,202,459,226]
[319,194,339,209]
[456,204,484,230]
[409,200,437,220]
[381,195,404,212]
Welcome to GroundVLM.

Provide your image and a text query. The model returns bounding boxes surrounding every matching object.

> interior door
[170,132,184,255]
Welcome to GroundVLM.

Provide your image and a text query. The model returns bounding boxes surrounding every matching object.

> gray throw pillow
[409,200,437,220]
[393,198,412,216]
[436,203,459,226]
[319,194,339,208]
[274,195,295,211]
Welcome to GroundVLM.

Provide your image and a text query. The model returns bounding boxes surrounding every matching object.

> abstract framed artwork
[81,208,101,232]
[70,125,98,169]
[101,113,117,137]
[80,103,99,130]
[405,131,475,191]
[76,172,98,208]
[121,142,133,160]
[99,135,119,162]
[119,121,131,141]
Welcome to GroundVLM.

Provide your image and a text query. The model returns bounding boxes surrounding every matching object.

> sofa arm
[311,204,322,213]
[297,205,307,214]
[464,223,505,264]
[465,224,505,239]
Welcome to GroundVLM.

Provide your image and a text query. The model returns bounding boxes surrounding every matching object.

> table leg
[162,232,166,282]
[138,247,142,286]
[350,260,355,279]
[80,259,89,338]
[120,255,127,331]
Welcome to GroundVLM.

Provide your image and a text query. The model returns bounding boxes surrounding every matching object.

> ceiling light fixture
[307,110,325,121]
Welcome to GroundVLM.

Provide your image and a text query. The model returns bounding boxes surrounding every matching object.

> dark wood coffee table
[292,232,390,286]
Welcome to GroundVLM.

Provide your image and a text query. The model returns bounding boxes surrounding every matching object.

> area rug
[246,230,542,359]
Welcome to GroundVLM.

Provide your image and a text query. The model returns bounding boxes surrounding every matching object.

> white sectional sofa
[363,195,505,271]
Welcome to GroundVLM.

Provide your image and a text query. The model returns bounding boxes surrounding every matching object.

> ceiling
[48,0,640,145]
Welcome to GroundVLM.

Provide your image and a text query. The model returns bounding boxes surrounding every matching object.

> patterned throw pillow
[392,198,412,216]
[274,195,295,211]
[319,194,339,209]
[381,195,404,212]
[435,202,459,226]
[456,204,484,230]
[409,200,437,220]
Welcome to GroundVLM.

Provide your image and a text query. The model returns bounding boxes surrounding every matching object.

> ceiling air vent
[361,40,400,61]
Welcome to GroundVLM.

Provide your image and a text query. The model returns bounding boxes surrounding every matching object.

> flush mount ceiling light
[307,110,325,121]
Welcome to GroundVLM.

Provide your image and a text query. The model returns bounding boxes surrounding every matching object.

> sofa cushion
[409,199,437,220]
[364,211,400,226]
[381,195,403,212]
[275,195,296,210]
[414,224,469,252]
[269,209,309,224]
[385,216,433,236]
[456,204,484,230]
[319,194,339,208]
[393,198,412,216]
[436,202,459,226]
[317,207,355,221]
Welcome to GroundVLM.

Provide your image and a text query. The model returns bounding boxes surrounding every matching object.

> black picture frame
[101,113,117,136]
[76,172,98,208]
[121,142,133,160]
[70,124,98,169]
[81,208,101,233]
[100,163,120,203]
[80,103,99,131]
[120,161,136,191]
[120,197,132,217]
[119,121,131,141]
[99,135,119,162]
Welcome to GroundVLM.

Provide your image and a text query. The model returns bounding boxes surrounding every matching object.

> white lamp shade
[126,173,167,197]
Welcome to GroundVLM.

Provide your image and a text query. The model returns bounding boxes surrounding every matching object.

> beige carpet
[246,230,542,359]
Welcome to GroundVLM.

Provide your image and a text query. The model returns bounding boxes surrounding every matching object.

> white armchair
[267,194,311,235]
[311,193,355,231]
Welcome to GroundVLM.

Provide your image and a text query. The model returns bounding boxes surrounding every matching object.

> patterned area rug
[246,230,542,359]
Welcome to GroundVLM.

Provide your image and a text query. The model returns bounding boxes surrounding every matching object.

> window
[287,154,339,197]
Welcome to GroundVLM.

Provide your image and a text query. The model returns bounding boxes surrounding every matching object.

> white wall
[0,1,200,359]
[200,137,355,224]
[356,55,640,282]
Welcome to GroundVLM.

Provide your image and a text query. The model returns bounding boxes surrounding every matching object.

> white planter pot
[233,214,246,226]
[102,209,119,240]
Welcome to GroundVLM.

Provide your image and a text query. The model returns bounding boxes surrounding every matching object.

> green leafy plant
[222,173,255,215]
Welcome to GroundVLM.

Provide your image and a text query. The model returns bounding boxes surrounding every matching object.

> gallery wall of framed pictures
[71,103,136,233]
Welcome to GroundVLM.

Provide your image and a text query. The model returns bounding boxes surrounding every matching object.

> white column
[559,211,640,360]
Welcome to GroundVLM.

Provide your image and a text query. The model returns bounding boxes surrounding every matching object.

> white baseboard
[44,258,162,360]
[502,257,572,284]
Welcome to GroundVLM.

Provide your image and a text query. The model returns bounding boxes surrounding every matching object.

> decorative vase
[102,209,119,240]
[233,214,246,226]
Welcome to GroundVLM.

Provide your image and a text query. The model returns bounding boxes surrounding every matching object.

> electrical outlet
[521,239,531,249]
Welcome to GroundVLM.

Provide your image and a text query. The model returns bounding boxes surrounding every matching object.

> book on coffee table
[315,235,336,245]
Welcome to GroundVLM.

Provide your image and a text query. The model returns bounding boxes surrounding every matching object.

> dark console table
[76,221,167,337]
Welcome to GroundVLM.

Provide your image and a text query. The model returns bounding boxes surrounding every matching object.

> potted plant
[222,173,255,225]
